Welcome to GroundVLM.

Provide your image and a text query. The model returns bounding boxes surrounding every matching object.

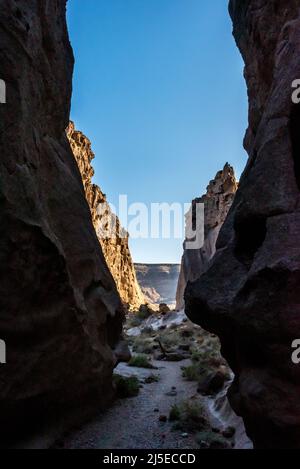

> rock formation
[176,164,237,310]
[67,122,144,310]
[135,264,181,306]
[0,0,124,442]
[186,0,300,449]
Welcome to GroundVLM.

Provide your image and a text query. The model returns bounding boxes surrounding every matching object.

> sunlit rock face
[67,122,145,310]
[0,0,124,441]
[176,164,237,311]
[186,0,300,449]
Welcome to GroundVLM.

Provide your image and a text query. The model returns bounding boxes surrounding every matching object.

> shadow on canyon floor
[50,310,251,450]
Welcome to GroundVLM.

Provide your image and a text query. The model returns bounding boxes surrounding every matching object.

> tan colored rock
[0,0,125,442]
[67,122,144,310]
[176,163,237,310]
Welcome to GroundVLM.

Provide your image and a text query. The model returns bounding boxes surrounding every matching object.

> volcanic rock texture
[186,0,300,449]
[67,122,144,310]
[176,164,237,310]
[0,0,124,441]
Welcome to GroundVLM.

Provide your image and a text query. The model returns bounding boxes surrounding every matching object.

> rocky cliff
[186,0,300,449]
[135,264,181,306]
[67,122,144,310]
[176,164,237,310]
[0,0,124,442]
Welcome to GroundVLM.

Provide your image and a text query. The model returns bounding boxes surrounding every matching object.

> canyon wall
[0,0,124,441]
[176,164,237,310]
[186,0,300,448]
[67,122,144,310]
[135,264,181,305]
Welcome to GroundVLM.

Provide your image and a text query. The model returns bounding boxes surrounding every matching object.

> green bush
[171,400,209,433]
[156,330,182,349]
[131,336,154,354]
[128,354,154,369]
[182,364,203,382]
[137,304,153,320]
[196,431,230,449]
[113,374,140,398]
[169,404,181,421]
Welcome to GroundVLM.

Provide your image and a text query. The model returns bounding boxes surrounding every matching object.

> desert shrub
[169,404,181,422]
[182,364,203,382]
[126,315,143,328]
[137,304,153,320]
[144,373,160,384]
[131,336,154,354]
[196,431,230,449]
[171,400,209,433]
[128,354,154,369]
[113,374,140,398]
[156,330,182,349]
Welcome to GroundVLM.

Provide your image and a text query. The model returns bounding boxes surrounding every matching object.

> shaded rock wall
[186,0,300,448]
[0,0,124,441]
[176,164,237,310]
[67,122,144,310]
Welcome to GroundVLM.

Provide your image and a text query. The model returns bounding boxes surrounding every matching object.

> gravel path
[63,359,199,449]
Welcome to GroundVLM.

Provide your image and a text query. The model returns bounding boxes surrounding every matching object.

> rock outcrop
[135,264,181,306]
[186,0,300,449]
[176,164,237,310]
[0,0,124,442]
[67,122,144,310]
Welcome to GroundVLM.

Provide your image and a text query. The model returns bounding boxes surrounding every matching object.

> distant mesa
[135,264,181,307]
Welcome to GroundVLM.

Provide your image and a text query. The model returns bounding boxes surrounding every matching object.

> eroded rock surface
[135,264,181,306]
[0,0,124,441]
[186,0,300,448]
[67,122,144,310]
[176,164,237,310]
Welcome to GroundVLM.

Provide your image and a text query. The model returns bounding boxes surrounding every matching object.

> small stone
[199,441,209,449]
[212,427,221,434]
[165,390,177,397]
[222,426,236,438]
[181,433,189,438]
[159,303,170,315]
[159,415,167,422]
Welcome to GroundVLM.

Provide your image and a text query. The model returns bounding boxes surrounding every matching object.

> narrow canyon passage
[60,359,198,450]
[55,319,250,450]
[2,0,300,451]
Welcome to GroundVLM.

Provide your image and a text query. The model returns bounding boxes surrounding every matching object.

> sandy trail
[62,359,199,449]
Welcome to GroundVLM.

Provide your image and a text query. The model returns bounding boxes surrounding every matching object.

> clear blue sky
[67,0,248,264]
